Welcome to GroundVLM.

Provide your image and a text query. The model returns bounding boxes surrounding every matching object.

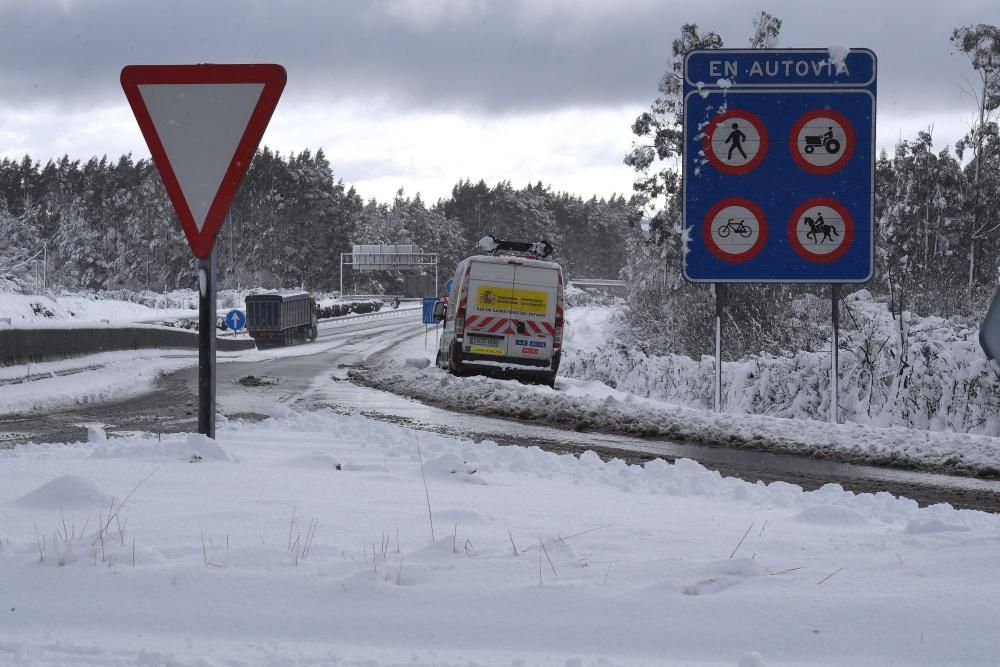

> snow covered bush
[563,291,1000,436]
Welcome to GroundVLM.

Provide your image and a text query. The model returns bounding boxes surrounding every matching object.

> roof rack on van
[478,235,554,260]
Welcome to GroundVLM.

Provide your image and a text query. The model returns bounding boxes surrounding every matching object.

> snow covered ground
[3,408,1000,666]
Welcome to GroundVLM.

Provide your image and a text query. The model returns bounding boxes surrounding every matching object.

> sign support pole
[831,283,840,425]
[198,251,217,438]
[714,283,724,413]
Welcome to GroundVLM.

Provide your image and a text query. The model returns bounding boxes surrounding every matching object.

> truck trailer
[245,293,319,348]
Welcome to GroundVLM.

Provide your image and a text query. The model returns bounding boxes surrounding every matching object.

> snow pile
[2,409,1000,665]
[0,287,195,328]
[562,292,999,436]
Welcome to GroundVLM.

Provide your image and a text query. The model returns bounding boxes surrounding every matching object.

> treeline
[623,15,1000,357]
[0,150,639,293]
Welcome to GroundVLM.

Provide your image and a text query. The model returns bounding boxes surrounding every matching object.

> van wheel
[542,373,557,389]
[448,341,464,376]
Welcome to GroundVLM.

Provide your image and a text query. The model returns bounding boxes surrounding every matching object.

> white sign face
[706,203,764,260]
[138,83,264,231]
[708,116,764,170]
[791,204,848,257]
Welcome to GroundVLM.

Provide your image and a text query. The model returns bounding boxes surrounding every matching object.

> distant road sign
[120,64,286,259]
[683,48,876,283]
[980,287,1000,365]
[226,309,246,331]
[422,297,441,325]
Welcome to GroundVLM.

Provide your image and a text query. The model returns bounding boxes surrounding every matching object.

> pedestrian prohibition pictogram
[682,48,876,283]
[704,109,768,175]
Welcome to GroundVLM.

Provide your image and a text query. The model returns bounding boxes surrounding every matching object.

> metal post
[340,253,344,297]
[831,283,840,424]
[714,283,724,413]
[434,255,439,296]
[198,251,217,438]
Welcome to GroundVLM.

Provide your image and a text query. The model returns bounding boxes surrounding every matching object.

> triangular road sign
[121,64,286,259]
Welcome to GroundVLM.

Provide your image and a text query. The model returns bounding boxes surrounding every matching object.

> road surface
[3,311,1000,512]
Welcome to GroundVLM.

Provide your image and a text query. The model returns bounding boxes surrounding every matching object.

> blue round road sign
[226,309,246,331]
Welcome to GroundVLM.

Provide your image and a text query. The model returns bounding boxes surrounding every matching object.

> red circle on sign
[789,109,856,175]
[703,197,768,263]
[702,109,769,175]
[787,198,855,263]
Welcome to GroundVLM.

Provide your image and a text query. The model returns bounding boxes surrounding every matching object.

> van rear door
[464,260,516,359]
[507,264,559,364]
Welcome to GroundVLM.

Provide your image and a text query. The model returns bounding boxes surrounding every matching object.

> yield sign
[121,64,286,258]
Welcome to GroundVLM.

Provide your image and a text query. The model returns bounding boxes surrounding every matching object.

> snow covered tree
[951,24,1000,292]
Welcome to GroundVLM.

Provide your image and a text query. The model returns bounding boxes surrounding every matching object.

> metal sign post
[122,63,286,439]
[831,284,840,423]
[714,284,724,412]
[198,252,217,436]
[683,49,876,415]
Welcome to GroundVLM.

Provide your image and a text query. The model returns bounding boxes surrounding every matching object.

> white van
[435,244,564,387]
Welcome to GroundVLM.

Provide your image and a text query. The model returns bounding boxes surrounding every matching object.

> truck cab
[435,238,564,387]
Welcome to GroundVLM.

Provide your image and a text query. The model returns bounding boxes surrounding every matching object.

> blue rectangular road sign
[683,49,876,282]
[422,296,441,325]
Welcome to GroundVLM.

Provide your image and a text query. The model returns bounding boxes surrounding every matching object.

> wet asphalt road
[3,311,1000,512]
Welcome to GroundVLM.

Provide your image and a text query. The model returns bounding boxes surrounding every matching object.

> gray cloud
[0,0,993,161]
[0,0,986,117]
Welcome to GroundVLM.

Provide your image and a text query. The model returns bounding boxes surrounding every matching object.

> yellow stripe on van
[469,345,505,356]
[475,286,548,316]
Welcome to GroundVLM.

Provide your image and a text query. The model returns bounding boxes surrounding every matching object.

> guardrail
[319,305,421,326]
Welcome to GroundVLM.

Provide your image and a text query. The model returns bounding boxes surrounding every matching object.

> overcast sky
[0,0,994,203]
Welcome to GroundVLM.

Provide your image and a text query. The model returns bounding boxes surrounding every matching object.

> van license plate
[468,335,502,348]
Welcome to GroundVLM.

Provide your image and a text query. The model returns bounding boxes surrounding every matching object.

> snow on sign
[121,64,286,259]
[683,49,876,283]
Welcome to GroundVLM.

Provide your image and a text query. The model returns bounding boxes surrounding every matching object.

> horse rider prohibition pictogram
[790,109,855,175]
[788,197,854,263]
[703,197,768,263]
[703,109,768,175]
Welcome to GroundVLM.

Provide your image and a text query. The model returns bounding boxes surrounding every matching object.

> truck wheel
[448,341,464,376]
[310,326,318,341]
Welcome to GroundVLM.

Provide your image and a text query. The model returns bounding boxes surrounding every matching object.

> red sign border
[120,64,287,259]
[702,197,768,263]
[702,109,769,176]
[787,197,855,263]
[789,108,856,175]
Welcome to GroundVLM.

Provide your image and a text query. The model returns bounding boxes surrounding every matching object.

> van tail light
[553,313,564,350]
[455,307,467,341]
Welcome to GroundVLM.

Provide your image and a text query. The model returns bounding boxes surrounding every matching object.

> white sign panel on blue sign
[682,49,876,283]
